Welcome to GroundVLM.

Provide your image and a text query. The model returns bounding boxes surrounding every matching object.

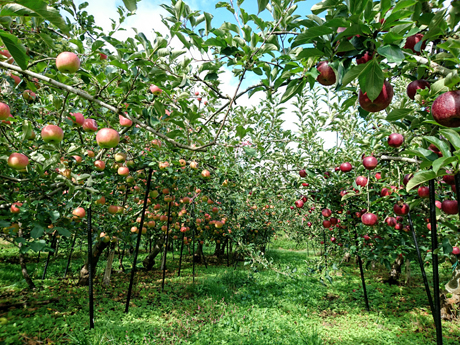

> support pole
[87,205,94,329]
[125,168,153,313]
[178,232,185,277]
[42,232,57,280]
[63,232,77,278]
[354,228,369,312]
[161,201,172,291]
[429,179,443,345]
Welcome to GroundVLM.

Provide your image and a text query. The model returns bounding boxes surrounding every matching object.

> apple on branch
[56,52,81,73]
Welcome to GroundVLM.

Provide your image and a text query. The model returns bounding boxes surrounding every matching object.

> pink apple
[201,170,211,178]
[8,153,29,170]
[316,61,336,86]
[96,128,120,148]
[119,114,133,127]
[431,91,460,128]
[82,118,98,132]
[56,52,81,73]
[359,80,394,112]
[94,160,105,171]
[388,133,404,147]
[363,156,378,170]
[0,102,10,120]
[149,84,163,95]
[0,50,13,63]
[340,162,352,172]
[100,53,107,60]
[361,212,378,226]
[9,74,20,86]
[68,112,84,127]
[118,166,129,176]
[72,207,86,218]
[22,90,36,102]
[41,124,64,144]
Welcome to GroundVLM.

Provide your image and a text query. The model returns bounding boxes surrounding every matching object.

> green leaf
[362,60,384,102]
[56,227,72,237]
[292,26,334,48]
[424,136,451,158]
[432,156,457,174]
[377,45,405,63]
[386,108,412,121]
[244,146,257,156]
[31,224,45,239]
[1,0,70,35]
[440,129,460,150]
[445,70,460,88]
[236,125,246,139]
[30,240,46,252]
[296,48,324,58]
[406,170,436,192]
[204,12,213,36]
[0,31,29,70]
[342,63,367,87]
[123,0,137,12]
[442,237,453,255]
[280,79,305,103]
[257,0,269,14]
[311,0,343,15]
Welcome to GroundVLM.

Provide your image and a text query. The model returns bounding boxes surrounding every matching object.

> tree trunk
[18,229,35,289]
[142,236,164,270]
[441,257,460,319]
[214,241,221,257]
[405,258,412,286]
[102,244,116,286]
[194,242,203,263]
[78,239,109,286]
[386,256,403,285]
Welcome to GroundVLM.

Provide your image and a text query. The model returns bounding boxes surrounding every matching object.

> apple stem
[125,168,153,312]
[428,179,443,344]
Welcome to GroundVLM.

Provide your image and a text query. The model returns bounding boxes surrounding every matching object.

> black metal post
[322,229,327,269]
[178,232,185,277]
[42,232,57,280]
[454,174,460,220]
[429,179,443,345]
[125,168,153,313]
[63,232,77,278]
[161,201,172,291]
[407,211,435,320]
[87,205,94,329]
[354,228,370,311]
[192,224,196,284]
[227,238,230,267]
[202,242,208,269]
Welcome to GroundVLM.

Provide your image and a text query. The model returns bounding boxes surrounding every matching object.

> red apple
[299,169,307,177]
[407,80,430,100]
[403,173,413,186]
[388,133,404,148]
[393,203,409,215]
[385,217,397,227]
[356,176,368,187]
[8,153,29,170]
[82,118,98,132]
[119,114,133,127]
[22,90,36,102]
[295,200,304,208]
[149,85,162,95]
[307,222,312,227]
[72,207,86,218]
[118,166,129,176]
[322,209,332,218]
[56,52,81,73]
[358,80,393,112]
[9,74,20,86]
[68,112,84,127]
[41,124,64,144]
[316,61,336,86]
[381,188,392,197]
[95,196,106,205]
[394,223,403,231]
[431,91,460,128]
[428,144,442,157]
[323,220,331,228]
[452,247,460,255]
[0,102,10,120]
[94,160,105,171]
[10,202,22,214]
[361,212,378,226]
[375,172,381,180]
[96,128,120,148]
[356,51,374,65]
[201,170,211,178]
[363,156,378,170]
[0,50,13,63]
[441,200,458,215]
[417,186,429,198]
[100,53,108,60]
[340,162,352,172]
[330,237,336,243]
[404,34,426,55]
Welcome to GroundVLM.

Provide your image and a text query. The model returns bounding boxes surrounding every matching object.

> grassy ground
[0,234,459,344]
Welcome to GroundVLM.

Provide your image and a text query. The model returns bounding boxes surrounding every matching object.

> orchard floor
[0,236,459,345]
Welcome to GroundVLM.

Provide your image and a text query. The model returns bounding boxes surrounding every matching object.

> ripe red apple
[0,102,10,120]
[380,188,392,197]
[356,176,368,187]
[322,208,332,218]
[96,128,120,148]
[118,166,129,176]
[323,220,332,228]
[8,153,29,170]
[403,173,413,186]
[356,51,374,65]
[404,34,426,55]
[431,91,460,127]
[452,247,460,255]
[10,202,22,214]
[361,212,378,226]
[82,118,98,132]
[302,182,309,187]
[441,200,458,215]
[428,144,442,157]
[395,223,403,231]
[68,112,84,127]
[41,124,64,144]
[406,80,430,100]
[316,61,336,86]
[330,237,336,243]
[320,241,324,244]
[22,90,36,102]
[295,200,304,208]
[417,186,429,198]
[375,172,381,180]
[396,216,403,223]
[119,114,133,127]
[363,235,371,240]
[72,207,86,219]
[56,52,81,73]
[340,162,352,172]
[307,222,312,227]
[150,85,162,95]
[299,169,307,177]
[363,156,378,170]
[201,170,211,178]
[9,74,20,86]
[385,217,397,227]
[94,160,105,171]
[388,133,404,148]
[358,80,394,112]
[100,53,108,60]
[393,203,409,215]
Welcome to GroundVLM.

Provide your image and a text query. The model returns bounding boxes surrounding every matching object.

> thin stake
[407,211,435,320]
[125,168,153,313]
[227,239,230,267]
[161,201,172,291]
[42,232,57,280]
[87,205,94,329]
[354,228,370,311]
[178,232,185,277]
[63,232,77,278]
[429,179,443,345]
[192,221,196,284]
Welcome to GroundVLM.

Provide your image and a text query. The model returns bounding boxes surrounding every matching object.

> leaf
[204,12,213,36]
[406,170,436,192]
[424,136,451,158]
[311,0,342,15]
[30,240,46,252]
[236,125,246,139]
[0,31,29,70]
[440,129,460,150]
[56,227,72,237]
[244,146,256,156]
[442,237,453,255]
[292,26,334,48]
[385,108,412,121]
[280,79,305,103]
[432,156,457,174]
[362,59,384,102]
[31,224,45,238]
[377,45,405,63]
[1,1,70,35]
[296,48,325,58]
[122,0,137,12]
[257,0,269,14]
[341,63,367,86]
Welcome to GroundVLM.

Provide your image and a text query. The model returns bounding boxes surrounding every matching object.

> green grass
[0,237,459,344]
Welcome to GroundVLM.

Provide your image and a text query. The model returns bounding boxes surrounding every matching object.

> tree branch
[380,155,420,164]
